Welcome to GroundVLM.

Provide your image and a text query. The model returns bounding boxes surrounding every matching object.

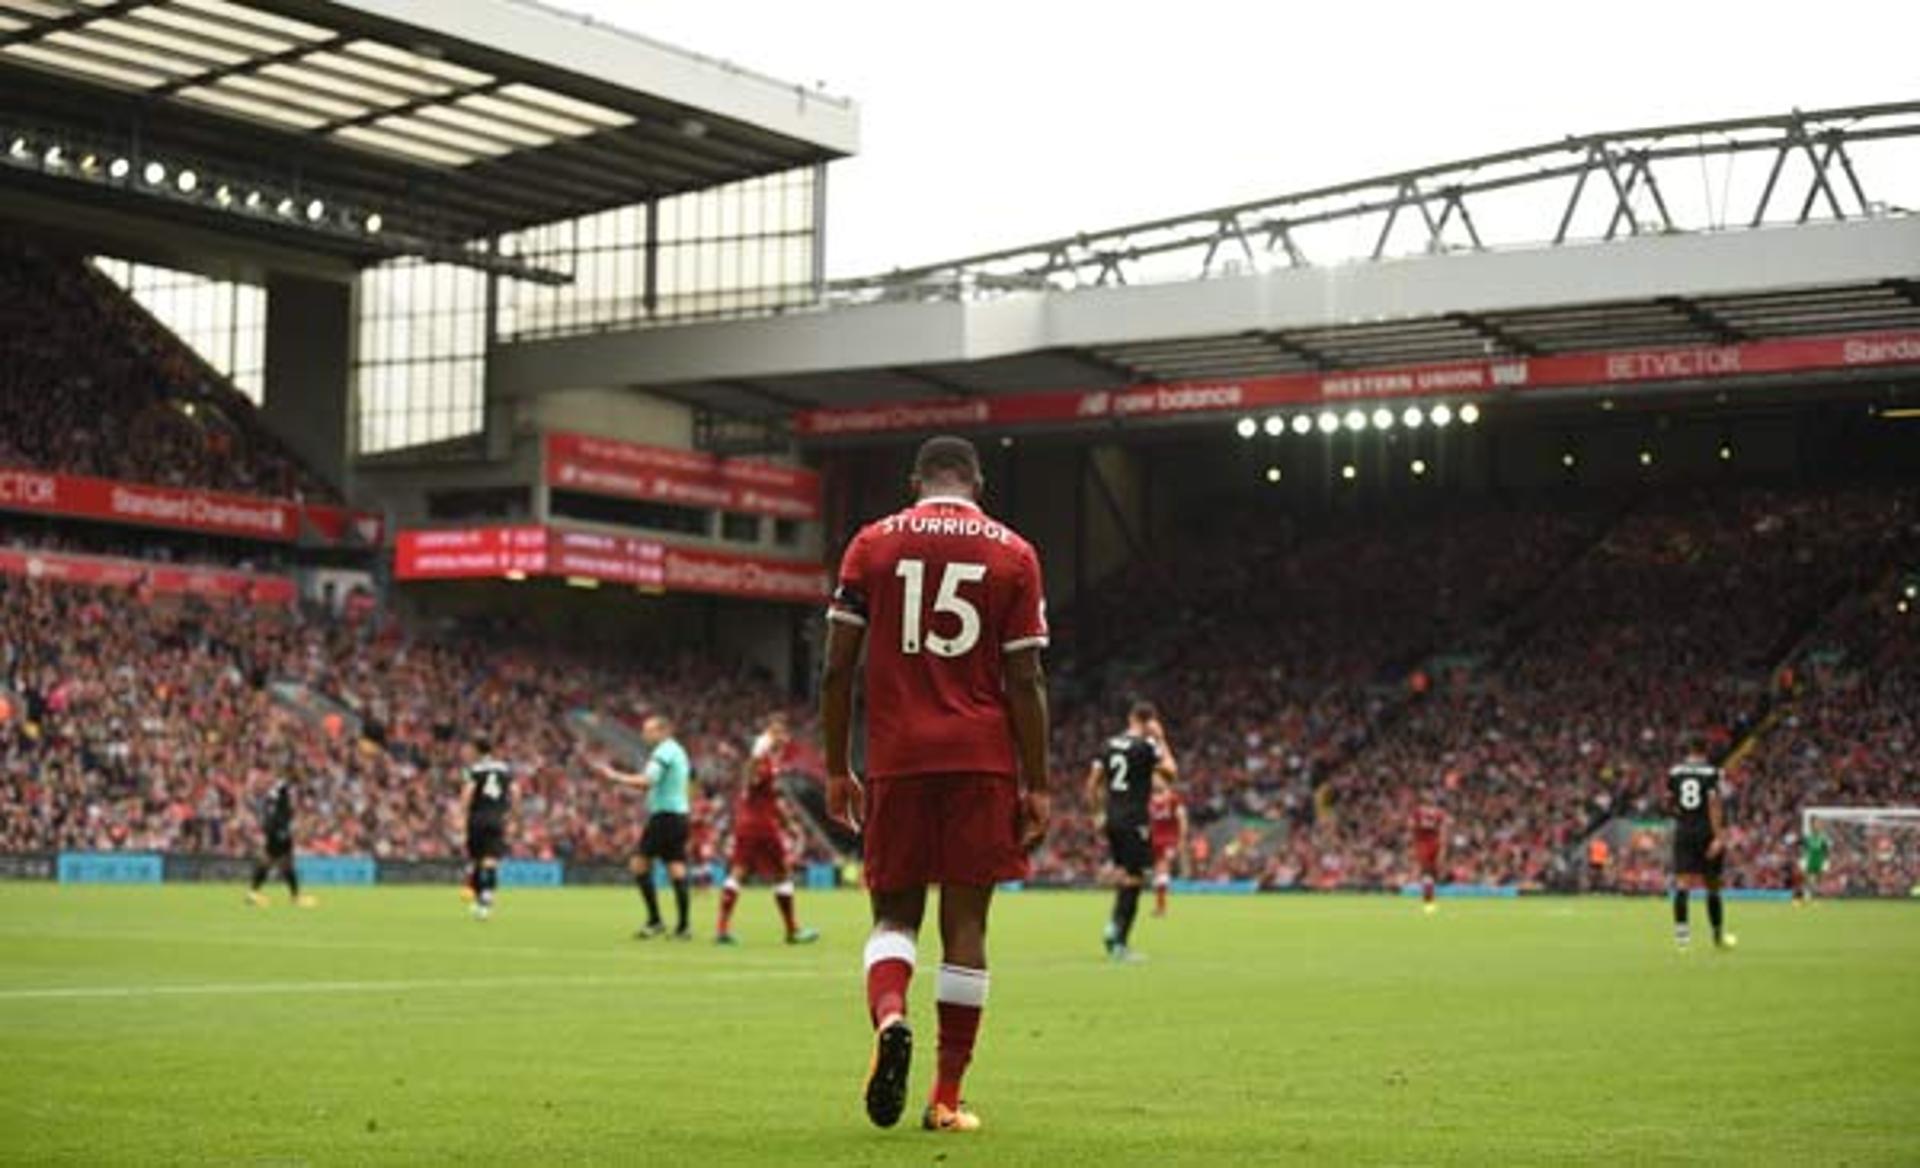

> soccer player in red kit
[1411,796,1448,913]
[821,435,1051,1135]
[1148,776,1188,917]
[716,713,821,946]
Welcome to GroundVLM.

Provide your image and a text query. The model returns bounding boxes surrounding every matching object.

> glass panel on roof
[370,114,514,158]
[498,83,632,129]
[83,14,249,64]
[305,48,448,97]
[414,103,554,149]
[454,91,595,138]
[332,124,476,167]
[169,0,331,42]
[0,0,72,19]
[345,39,491,87]
[177,83,326,128]
[136,6,294,55]
[216,72,367,121]
[1,40,169,89]
[260,61,407,109]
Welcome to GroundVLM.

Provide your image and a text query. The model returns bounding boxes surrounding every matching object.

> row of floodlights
[7,136,383,236]
[1235,402,1483,439]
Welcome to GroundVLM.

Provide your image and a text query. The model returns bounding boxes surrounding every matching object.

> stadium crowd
[0,237,337,502]
[0,574,817,865]
[1,476,1913,892]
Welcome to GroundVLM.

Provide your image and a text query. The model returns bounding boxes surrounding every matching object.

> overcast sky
[559,0,1918,277]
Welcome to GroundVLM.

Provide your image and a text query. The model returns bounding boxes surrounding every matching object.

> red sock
[1155,881,1168,913]
[933,964,988,1109]
[774,881,797,935]
[863,931,916,1028]
[718,882,739,934]
[1423,878,1435,904]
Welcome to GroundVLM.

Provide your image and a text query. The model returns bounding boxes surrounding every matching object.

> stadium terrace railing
[826,101,1920,303]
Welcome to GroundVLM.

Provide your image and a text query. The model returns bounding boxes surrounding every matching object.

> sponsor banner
[794,329,1920,437]
[499,860,565,888]
[1398,883,1522,899]
[544,432,821,521]
[393,525,551,580]
[0,546,297,604]
[293,855,377,886]
[392,524,827,603]
[662,545,829,603]
[57,852,163,884]
[0,465,381,547]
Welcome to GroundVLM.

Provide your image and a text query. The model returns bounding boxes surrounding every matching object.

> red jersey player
[1148,775,1188,917]
[1411,795,1448,913]
[716,713,820,947]
[822,435,1051,1136]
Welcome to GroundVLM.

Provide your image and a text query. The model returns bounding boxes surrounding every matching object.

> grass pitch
[0,885,1915,1166]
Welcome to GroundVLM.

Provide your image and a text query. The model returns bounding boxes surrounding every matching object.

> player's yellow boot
[922,1102,982,1133]
[245,890,270,908]
[295,895,319,909]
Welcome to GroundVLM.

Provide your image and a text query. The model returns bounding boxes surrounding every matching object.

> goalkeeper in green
[1795,827,1831,904]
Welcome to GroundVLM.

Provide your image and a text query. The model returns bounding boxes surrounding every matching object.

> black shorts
[1673,830,1723,881]
[264,833,293,862]
[467,816,507,862]
[1106,822,1153,877]
[641,812,690,864]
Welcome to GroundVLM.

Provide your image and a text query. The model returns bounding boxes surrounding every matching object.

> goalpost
[1800,808,1920,898]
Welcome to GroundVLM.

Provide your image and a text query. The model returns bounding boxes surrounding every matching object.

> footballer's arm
[1707,787,1727,858]
[1005,646,1051,850]
[591,757,651,791]
[820,617,865,831]
[1084,760,1105,822]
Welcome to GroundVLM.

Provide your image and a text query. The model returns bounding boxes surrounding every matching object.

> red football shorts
[863,773,1028,892]
[730,832,789,880]
[1415,843,1441,877]
[1152,833,1179,863]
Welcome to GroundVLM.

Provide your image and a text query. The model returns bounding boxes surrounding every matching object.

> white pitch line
[0,969,835,1003]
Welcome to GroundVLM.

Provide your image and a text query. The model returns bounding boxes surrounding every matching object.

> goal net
[1800,808,1920,898]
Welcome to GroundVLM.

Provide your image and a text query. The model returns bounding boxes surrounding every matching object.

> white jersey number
[1677,778,1703,810]
[896,559,986,658]
[1107,752,1132,793]
[481,773,503,801]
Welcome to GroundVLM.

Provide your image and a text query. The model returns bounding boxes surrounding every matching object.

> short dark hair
[473,736,492,754]
[1130,701,1158,723]
[913,435,981,486]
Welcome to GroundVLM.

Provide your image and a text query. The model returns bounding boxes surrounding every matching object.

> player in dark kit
[463,739,513,921]
[1087,701,1177,960]
[822,435,1051,1135]
[1668,739,1736,950]
[246,776,313,908]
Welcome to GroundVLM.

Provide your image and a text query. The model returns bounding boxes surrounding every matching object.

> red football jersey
[1150,789,1184,846]
[1412,804,1446,843]
[734,735,785,838]
[828,495,1048,780]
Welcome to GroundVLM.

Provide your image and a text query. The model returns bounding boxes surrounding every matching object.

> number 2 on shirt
[896,559,986,657]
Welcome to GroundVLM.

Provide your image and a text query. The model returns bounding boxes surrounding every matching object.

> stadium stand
[4,480,1913,887]
[0,236,338,503]
[0,574,814,864]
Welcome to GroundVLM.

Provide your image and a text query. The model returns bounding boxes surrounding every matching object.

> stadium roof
[0,0,857,268]
[490,102,1920,417]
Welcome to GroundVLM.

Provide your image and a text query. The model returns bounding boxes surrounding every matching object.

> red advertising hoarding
[0,546,297,604]
[391,524,827,604]
[0,466,384,547]
[543,433,821,521]
[794,329,1920,437]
